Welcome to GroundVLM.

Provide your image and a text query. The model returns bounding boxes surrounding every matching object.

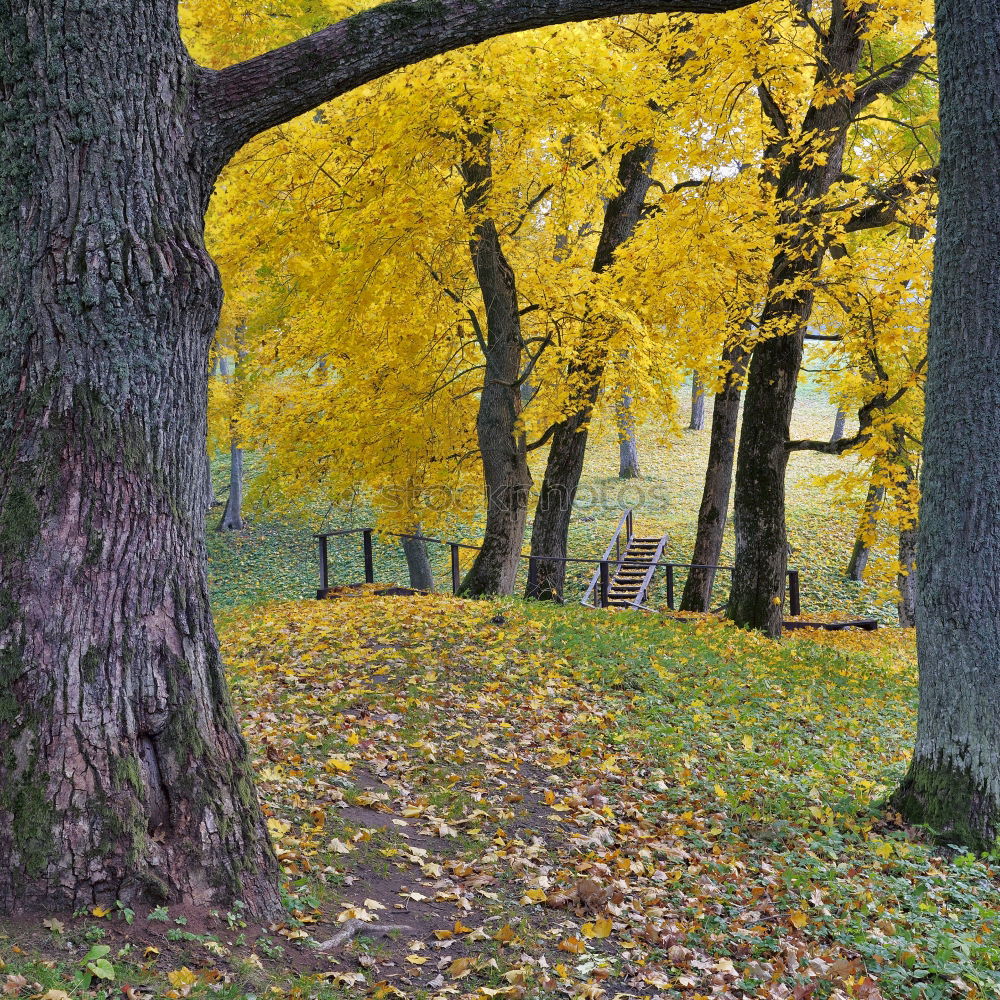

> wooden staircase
[582,510,669,610]
[605,534,669,608]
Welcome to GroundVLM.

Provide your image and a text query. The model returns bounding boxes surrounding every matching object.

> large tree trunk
[525,146,655,600]
[458,133,532,597]
[0,2,278,914]
[891,0,1000,850]
[728,7,869,637]
[846,480,885,581]
[689,374,706,431]
[680,344,747,611]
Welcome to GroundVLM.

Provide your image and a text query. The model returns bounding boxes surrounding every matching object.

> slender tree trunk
[897,521,917,627]
[401,528,435,591]
[617,392,642,478]
[680,343,747,611]
[458,132,532,597]
[728,7,868,637]
[689,374,706,431]
[830,407,847,443]
[217,438,244,531]
[892,0,1000,850]
[525,146,655,600]
[216,346,247,532]
[204,449,216,514]
[846,480,884,581]
[0,2,278,914]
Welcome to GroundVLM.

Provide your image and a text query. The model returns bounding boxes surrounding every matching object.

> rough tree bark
[617,392,642,479]
[0,0,762,913]
[689,374,706,431]
[526,145,655,600]
[456,131,533,597]
[728,2,926,636]
[0,0,279,914]
[890,0,1000,850]
[680,342,748,611]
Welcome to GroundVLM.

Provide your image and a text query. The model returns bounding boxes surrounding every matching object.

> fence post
[600,560,610,608]
[363,529,375,584]
[788,569,801,617]
[317,535,329,599]
[527,556,538,598]
[666,564,675,610]
[451,544,461,595]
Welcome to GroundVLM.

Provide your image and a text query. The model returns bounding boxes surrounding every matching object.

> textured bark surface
[688,374,706,431]
[680,344,747,611]
[526,146,655,600]
[846,481,884,581]
[458,133,532,597]
[728,8,869,636]
[892,0,1000,850]
[0,2,278,913]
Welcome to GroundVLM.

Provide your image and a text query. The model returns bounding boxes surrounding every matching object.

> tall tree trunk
[217,438,244,531]
[617,392,642,478]
[0,2,278,914]
[401,528,435,591]
[458,132,532,597]
[846,480,884,581]
[892,0,1000,850]
[525,146,655,600]
[830,407,847,443]
[680,343,747,611]
[728,7,870,637]
[689,374,706,430]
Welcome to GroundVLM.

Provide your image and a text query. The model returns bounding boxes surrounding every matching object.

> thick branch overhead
[198,0,756,167]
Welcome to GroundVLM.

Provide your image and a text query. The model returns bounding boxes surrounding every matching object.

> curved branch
[197,0,756,169]
[787,383,914,454]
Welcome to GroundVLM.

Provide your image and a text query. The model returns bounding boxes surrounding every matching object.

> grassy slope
[5,598,997,999]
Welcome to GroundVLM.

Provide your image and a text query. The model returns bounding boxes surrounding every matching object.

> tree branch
[840,167,938,235]
[197,0,756,169]
[787,383,913,454]
[849,37,933,116]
